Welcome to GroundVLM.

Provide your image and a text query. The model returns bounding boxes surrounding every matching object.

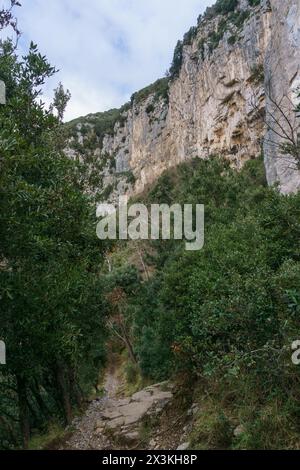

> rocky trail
[62,358,192,450]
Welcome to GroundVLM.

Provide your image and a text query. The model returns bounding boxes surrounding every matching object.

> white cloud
[13,0,214,121]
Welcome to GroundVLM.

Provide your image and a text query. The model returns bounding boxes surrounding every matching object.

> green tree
[0,39,107,448]
[52,82,71,122]
[169,40,183,79]
[0,1,21,41]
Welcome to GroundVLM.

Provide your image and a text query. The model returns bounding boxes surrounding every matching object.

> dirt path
[63,354,123,450]
[62,355,182,450]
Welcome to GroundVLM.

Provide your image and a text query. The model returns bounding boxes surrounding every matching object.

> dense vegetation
[0,23,108,449]
[66,104,131,143]
[106,157,300,449]
[169,0,260,77]
[1,0,300,451]
[131,78,170,106]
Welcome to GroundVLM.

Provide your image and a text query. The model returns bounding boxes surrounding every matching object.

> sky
[2,0,214,121]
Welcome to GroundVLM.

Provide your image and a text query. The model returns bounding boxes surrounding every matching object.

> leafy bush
[198,39,206,60]
[203,0,239,20]
[121,157,300,409]
[169,40,184,79]
[125,171,136,185]
[230,10,250,28]
[215,0,239,15]
[0,40,108,449]
[250,63,265,84]
[131,78,169,105]
[228,34,237,45]
[146,103,155,115]
[66,101,131,149]
[183,26,198,46]
[206,10,250,54]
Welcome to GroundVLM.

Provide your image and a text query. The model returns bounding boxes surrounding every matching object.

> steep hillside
[2,0,300,452]
[91,156,300,450]
[66,0,300,202]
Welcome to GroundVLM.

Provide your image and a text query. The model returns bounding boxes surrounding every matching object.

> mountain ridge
[65,0,300,202]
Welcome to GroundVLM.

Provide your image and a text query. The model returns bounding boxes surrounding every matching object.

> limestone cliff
[66,0,300,201]
[264,0,300,194]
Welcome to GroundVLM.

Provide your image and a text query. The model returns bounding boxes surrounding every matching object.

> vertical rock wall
[67,0,300,198]
[264,0,300,193]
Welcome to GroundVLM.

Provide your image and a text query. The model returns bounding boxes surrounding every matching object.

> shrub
[250,63,265,84]
[230,10,250,28]
[100,183,114,200]
[228,34,237,45]
[183,26,198,46]
[198,39,206,60]
[204,8,250,55]
[145,103,155,115]
[215,0,239,15]
[169,40,184,79]
[125,171,136,185]
[131,78,169,105]
[124,157,300,394]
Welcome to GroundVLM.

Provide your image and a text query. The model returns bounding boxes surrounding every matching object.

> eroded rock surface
[264,0,300,193]
[66,0,300,198]
[64,379,173,450]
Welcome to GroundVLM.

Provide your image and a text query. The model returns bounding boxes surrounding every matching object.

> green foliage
[0,1,21,38]
[203,0,239,19]
[124,361,139,385]
[169,40,184,79]
[228,34,237,45]
[230,10,250,28]
[145,103,155,115]
[116,156,300,432]
[0,39,107,449]
[124,170,136,185]
[233,400,300,450]
[215,0,239,15]
[249,0,261,6]
[206,10,250,53]
[67,107,126,147]
[188,0,258,59]
[28,422,66,450]
[191,405,233,450]
[52,82,71,122]
[131,78,169,105]
[208,27,226,52]
[198,39,206,60]
[250,63,265,84]
[183,26,198,46]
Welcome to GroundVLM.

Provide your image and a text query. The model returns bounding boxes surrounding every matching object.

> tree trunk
[69,368,83,408]
[55,362,72,425]
[16,375,30,449]
[120,322,138,364]
[32,381,51,419]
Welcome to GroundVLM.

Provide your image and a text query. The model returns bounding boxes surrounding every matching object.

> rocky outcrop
[67,0,300,198]
[64,381,174,450]
[264,0,300,193]
[95,383,173,445]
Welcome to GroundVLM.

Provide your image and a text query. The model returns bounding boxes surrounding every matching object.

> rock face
[67,0,300,199]
[264,0,300,193]
[96,383,173,440]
